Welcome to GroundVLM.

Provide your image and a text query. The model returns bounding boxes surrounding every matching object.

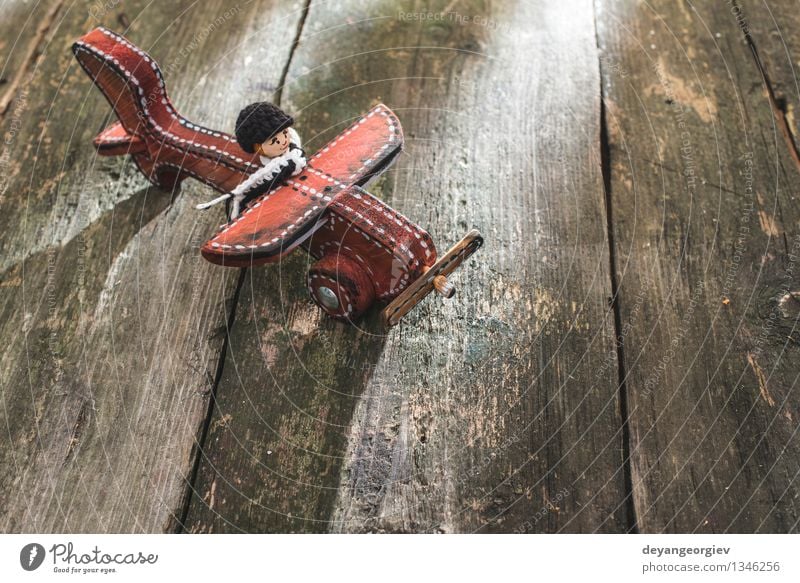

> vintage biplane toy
[72,28,482,327]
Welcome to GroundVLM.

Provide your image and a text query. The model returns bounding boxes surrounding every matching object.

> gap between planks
[173,0,313,533]
[594,0,640,534]
[593,0,800,533]
[173,268,247,532]
[731,0,800,186]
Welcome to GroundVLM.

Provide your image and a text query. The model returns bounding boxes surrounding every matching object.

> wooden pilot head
[235,101,294,157]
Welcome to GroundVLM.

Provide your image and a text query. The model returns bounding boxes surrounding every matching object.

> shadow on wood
[0,184,173,530]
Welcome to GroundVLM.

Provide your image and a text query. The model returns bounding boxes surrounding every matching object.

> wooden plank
[184,0,628,533]
[0,0,64,117]
[597,0,800,532]
[737,0,800,169]
[0,0,304,532]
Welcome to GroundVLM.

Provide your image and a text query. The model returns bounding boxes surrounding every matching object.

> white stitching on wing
[205,108,395,250]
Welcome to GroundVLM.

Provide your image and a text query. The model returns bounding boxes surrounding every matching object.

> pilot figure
[196,102,307,218]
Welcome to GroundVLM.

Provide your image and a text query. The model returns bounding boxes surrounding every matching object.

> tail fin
[73,27,257,192]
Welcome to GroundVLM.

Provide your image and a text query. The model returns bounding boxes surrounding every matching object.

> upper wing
[201,104,404,266]
[309,104,403,186]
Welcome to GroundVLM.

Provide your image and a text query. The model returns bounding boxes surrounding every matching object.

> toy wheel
[308,253,375,320]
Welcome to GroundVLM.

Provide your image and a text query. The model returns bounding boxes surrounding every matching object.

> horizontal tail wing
[309,104,403,187]
[93,121,147,156]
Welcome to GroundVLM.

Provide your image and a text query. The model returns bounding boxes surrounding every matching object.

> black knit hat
[235,102,294,154]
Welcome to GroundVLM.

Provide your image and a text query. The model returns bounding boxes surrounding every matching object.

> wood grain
[0,0,64,117]
[184,0,629,533]
[0,0,304,532]
[737,0,800,171]
[597,0,800,532]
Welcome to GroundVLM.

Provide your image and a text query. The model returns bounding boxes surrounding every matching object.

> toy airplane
[72,28,482,327]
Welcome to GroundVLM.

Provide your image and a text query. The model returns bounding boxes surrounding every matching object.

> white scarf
[196,128,306,216]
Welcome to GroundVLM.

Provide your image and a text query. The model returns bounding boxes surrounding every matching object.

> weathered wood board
[183,0,629,533]
[0,0,64,117]
[597,0,800,532]
[0,0,304,532]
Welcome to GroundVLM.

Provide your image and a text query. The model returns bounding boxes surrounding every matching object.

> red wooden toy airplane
[72,28,482,326]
